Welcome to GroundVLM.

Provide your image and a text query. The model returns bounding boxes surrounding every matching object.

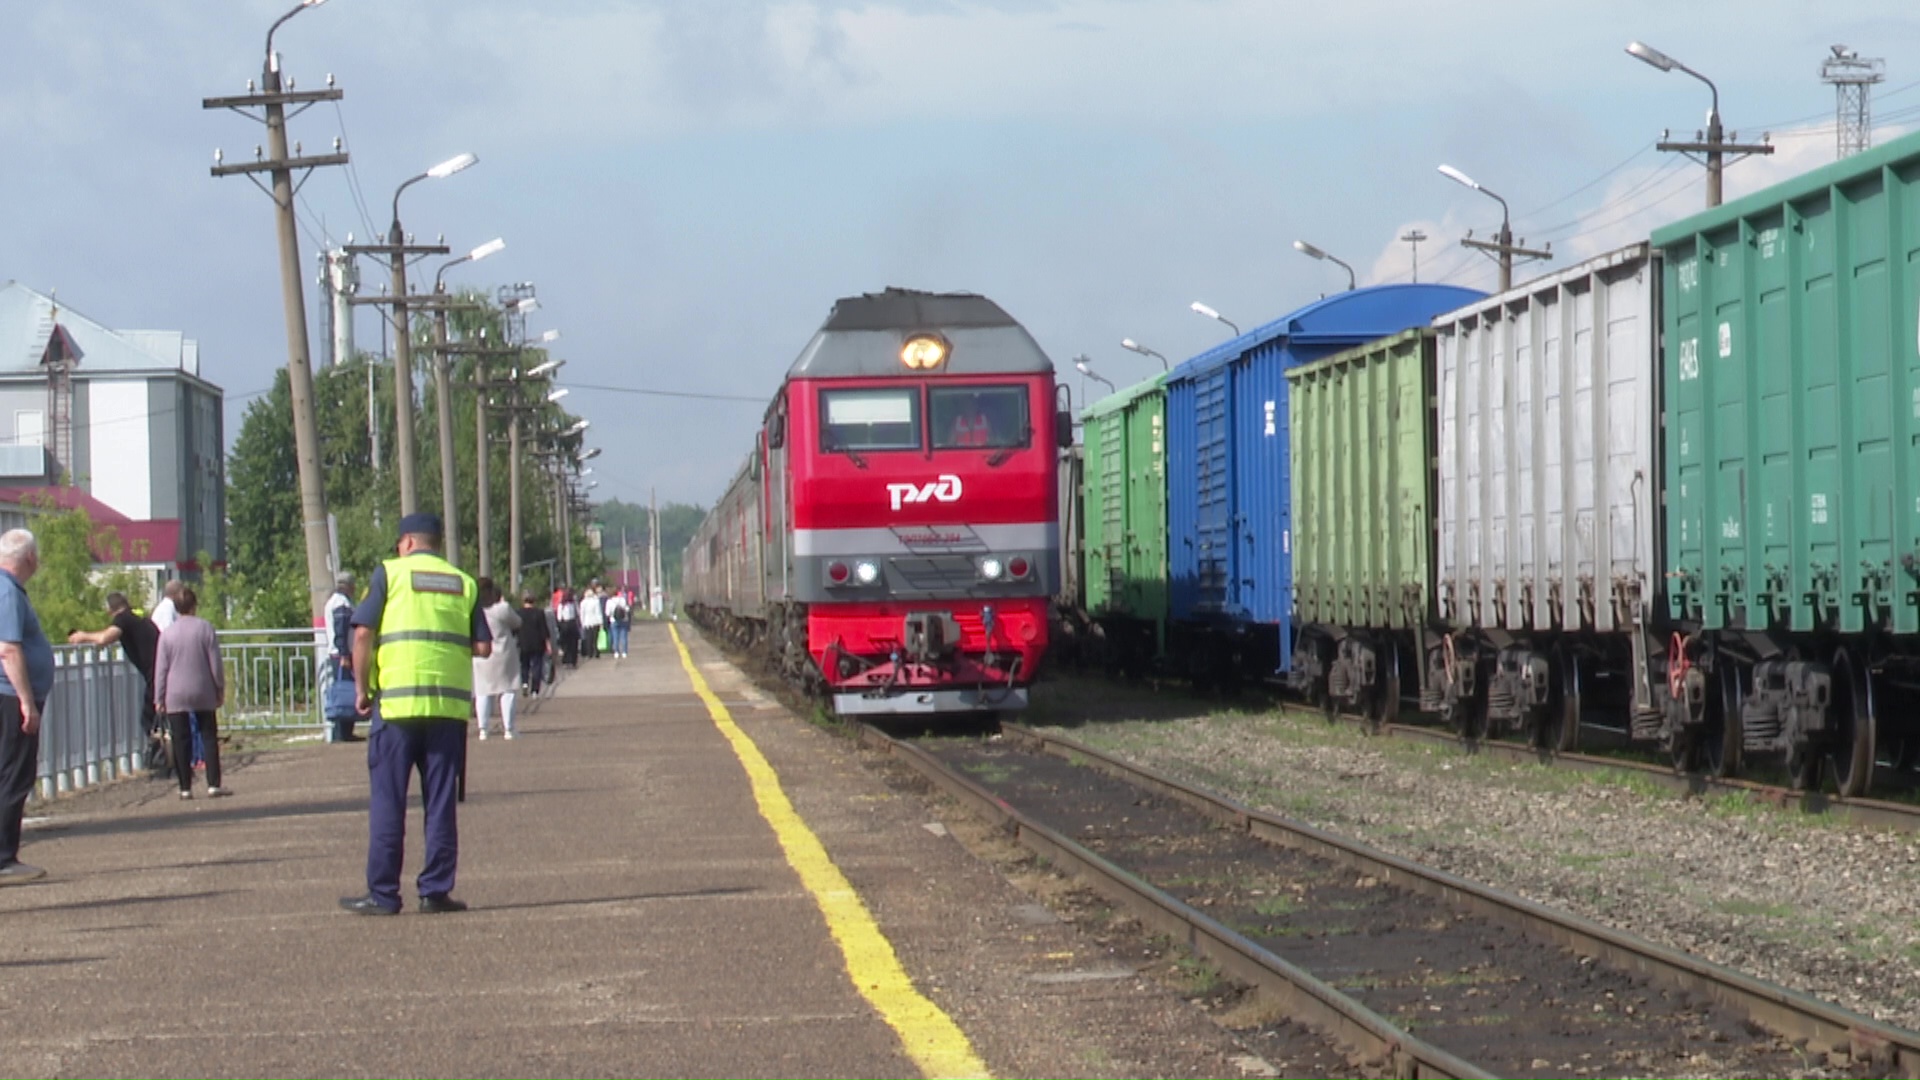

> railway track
[862,719,1920,1078]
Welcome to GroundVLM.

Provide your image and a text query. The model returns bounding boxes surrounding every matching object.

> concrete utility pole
[344,154,474,519]
[1627,41,1773,208]
[425,238,504,568]
[203,0,347,624]
[1400,229,1428,283]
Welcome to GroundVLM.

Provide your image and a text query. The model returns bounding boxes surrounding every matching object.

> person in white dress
[472,579,523,740]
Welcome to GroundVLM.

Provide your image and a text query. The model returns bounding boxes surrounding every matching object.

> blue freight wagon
[1164,284,1484,682]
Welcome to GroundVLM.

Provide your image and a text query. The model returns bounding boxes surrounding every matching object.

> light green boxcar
[1080,374,1170,661]
[1287,328,1435,633]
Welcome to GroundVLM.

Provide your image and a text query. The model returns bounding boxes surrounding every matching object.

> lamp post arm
[1328,253,1357,291]
[391,172,429,229]
[1675,62,1720,119]
[264,2,305,71]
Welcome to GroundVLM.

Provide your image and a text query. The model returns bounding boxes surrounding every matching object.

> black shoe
[340,734,365,743]
[419,894,469,914]
[339,894,400,916]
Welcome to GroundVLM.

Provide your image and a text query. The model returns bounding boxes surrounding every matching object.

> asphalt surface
[0,622,1276,1080]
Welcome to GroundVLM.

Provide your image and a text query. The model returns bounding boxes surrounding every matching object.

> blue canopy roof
[1169,283,1483,382]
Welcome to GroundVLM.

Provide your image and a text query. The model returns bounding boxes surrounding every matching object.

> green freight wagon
[1080,374,1171,670]
[1652,126,1920,795]
[1286,328,1435,725]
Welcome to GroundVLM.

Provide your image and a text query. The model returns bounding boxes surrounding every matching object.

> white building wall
[87,379,152,518]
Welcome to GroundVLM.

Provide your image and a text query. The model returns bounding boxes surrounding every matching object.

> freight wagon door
[1193,367,1235,614]
[1081,411,1121,615]
[1230,347,1294,647]
[1124,391,1170,633]
[1098,413,1127,609]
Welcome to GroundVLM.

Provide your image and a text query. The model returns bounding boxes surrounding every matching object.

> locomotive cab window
[931,385,1028,450]
[820,388,920,452]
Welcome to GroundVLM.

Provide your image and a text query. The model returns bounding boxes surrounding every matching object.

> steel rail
[1000,721,1920,1077]
[858,725,1492,1080]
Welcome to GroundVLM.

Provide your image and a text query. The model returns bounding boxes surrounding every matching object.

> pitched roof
[0,281,201,376]
[0,485,181,565]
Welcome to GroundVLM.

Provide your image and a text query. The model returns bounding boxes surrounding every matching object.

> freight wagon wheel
[1538,646,1581,753]
[1700,658,1744,779]
[1368,643,1401,733]
[1828,647,1877,798]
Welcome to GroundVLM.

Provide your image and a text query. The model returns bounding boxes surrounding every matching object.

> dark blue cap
[397,512,443,538]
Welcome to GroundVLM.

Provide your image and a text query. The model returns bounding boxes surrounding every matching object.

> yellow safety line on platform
[669,625,990,1080]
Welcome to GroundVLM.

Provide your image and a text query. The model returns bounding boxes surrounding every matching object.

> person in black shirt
[69,592,162,746]
[515,593,553,695]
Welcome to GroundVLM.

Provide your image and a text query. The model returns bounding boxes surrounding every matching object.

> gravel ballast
[1029,679,1920,1037]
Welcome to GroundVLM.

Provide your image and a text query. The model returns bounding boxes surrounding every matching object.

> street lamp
[265,0,328,70]
[546,387,570,403]
[230,0,337,622]
[1436,164,1548,291]
[1120,338,1168,371]
[564,419,590,436]
[386,151,479,517]
[526,357,564,378]
[428,235,505,566]
[1625,40,1767,207]
[579,447,602,462]
[1189,301,1240,336]
[1073,355,1116,393]
[1292,240,1356,292]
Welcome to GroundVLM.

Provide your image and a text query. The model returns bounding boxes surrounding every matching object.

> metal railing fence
[34,629,334,799]
[36,645,151,799]
[34,625,564,800]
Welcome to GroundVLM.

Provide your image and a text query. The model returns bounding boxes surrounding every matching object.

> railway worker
[339,513,490,916]
[0,529,51,885]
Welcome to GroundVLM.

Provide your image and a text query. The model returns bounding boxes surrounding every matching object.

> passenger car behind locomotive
[684,288,1069,716]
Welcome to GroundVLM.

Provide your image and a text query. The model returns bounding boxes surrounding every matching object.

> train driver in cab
[949,392,994,447]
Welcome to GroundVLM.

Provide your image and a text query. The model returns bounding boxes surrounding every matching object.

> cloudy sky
[4,1,1918,508]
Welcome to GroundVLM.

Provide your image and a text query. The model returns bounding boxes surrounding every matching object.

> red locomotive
[684,288,1069,716]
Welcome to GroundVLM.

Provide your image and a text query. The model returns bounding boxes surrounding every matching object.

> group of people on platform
[68,577,229,803]
[3,529,235,885]
[549,581,635,666]
[2,510,645,914]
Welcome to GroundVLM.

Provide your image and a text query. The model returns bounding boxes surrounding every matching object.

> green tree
[24,503,109,638]
[222,292,595,625]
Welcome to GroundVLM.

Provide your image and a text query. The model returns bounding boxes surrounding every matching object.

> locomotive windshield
[930,385,1028,450]
[821,387,920,451]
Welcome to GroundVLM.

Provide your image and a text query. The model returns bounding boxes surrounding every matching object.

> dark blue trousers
[365,716,464,907]
[0,695,38,865]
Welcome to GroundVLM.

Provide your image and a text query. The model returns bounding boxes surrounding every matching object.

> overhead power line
[568,381,766,404]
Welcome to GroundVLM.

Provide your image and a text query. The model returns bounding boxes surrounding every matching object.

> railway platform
[0,622,1268,1079]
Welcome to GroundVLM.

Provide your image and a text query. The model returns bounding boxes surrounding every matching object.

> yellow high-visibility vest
[372,553,476,720]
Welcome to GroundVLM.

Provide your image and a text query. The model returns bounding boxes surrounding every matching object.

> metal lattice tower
[1822,46,1885,159]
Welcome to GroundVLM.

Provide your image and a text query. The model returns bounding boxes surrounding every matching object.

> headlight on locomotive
[854,560,881,585]
[978,557,1004,581]
[900,333,950,370]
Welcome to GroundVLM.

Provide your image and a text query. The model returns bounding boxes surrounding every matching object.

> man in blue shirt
[0,529,54,884]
